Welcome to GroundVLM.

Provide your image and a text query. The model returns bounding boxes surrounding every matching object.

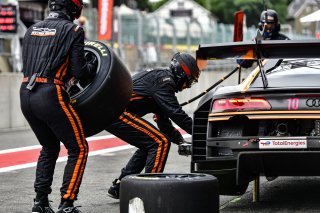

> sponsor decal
[31,27,56,36]
[259,138,307,149]
[306,98,320,107]
[260,140,271,146]
[84,41,109,56]
[162,77,171,82]
[48,12,59,18]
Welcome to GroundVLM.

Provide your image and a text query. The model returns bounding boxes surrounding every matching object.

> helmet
[258,9,280,39]
[170,52,200,92]
[49,0,83,19]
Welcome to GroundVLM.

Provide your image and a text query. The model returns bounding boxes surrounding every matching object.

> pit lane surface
[1,129,320,212]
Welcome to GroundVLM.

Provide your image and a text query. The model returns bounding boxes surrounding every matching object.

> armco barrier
[0,68,249,131]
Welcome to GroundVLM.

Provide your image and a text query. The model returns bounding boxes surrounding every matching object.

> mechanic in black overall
[237,9,290,68]
[20,0,97,212]
[105,52,201,199]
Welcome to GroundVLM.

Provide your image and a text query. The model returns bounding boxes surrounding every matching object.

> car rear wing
[196,40,320,70]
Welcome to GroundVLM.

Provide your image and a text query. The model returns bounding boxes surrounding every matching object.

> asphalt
[0,129,198,213]
[2,129,320,212]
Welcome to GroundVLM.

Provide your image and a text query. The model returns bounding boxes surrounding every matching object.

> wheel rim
[68,48,101,98]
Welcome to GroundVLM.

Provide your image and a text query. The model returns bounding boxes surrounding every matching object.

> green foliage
[132,0,292,27]
[136,0,153,11]
[149,0,168,12]
[194,0,291,27]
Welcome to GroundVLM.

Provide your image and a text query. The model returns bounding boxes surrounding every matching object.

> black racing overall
[106,68,193,179]
[20,11,92,201]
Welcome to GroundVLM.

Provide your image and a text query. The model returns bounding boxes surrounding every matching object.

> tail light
[212,97,271,113]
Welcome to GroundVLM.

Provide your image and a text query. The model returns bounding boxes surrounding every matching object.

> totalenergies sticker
[259,137,307,149]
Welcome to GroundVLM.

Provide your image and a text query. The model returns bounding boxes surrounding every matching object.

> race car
[191,40,320,195]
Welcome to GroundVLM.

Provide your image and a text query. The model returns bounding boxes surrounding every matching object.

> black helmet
[258,9,280,39]
[49,0,83,19]
[170,52,200,92]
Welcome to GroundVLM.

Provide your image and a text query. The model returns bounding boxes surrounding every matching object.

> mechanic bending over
[237,9,290,68]
[105,52,201,199]
[20,0,97,212]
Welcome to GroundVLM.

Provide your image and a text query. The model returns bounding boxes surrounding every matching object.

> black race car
[191,40,320,195]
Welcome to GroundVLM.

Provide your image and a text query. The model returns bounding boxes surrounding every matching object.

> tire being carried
[120,173,219,213]
[69,40,132,137]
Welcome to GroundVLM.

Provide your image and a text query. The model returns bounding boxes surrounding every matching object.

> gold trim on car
[209,110,320,121]
[209,115,320,121]
[209,110,320,117]
[240,59,268,93]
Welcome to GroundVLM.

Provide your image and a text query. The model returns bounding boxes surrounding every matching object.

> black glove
[172,132,184,145]
[178,140,192,156]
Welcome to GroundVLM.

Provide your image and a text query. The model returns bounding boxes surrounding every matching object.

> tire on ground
[70,40,132,137]
[120,173,219,213]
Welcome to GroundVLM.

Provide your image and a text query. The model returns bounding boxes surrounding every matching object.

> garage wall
[0,73,28,131]
[0,69,250,131]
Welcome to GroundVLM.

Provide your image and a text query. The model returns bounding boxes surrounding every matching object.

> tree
[195,0,292,27]
[130,0,291,27]
[136,0,167,11]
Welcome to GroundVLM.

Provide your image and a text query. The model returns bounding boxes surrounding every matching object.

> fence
[83,7,314,73]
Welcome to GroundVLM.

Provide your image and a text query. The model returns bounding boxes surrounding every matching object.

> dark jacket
[268,32,290,40]
[22,11,91,82]
[127,68,193,139]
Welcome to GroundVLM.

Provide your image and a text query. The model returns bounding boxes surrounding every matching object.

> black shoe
[107,179,120,199]
[32,198,55,213]
[57,200,81,213]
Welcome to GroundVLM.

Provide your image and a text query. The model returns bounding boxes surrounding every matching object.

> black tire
[69,41,132,137]
[120,173,219,213]
[218,123,249,195]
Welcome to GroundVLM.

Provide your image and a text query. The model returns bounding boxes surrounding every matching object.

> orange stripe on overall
[123,111,169,173]
[55,57,70,80]
[68,106,88,200]
[56,85,87,200]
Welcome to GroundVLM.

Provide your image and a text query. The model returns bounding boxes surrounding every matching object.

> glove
[172,131,184,145]
[153,114,159,123]
[178,140,192,156]
[236,58,254,68]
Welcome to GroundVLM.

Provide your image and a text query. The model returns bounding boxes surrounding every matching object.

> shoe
[107,179,120,199]
[57,200,81,213]
[32,198,55,213]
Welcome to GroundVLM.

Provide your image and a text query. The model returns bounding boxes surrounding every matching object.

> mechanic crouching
[20,0,97,212]
[105,52,201,199]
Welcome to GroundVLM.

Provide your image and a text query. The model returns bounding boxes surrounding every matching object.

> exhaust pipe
[276,123,289,136]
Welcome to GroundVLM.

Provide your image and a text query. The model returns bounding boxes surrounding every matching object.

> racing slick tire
[69,40,132,137]
[120,173,219,213]
[218,123,249,195]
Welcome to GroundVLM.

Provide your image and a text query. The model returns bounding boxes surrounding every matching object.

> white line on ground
[0,134,191,173]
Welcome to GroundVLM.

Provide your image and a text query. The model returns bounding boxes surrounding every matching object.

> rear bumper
[192,150,320,184]
[237,151,320,183]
